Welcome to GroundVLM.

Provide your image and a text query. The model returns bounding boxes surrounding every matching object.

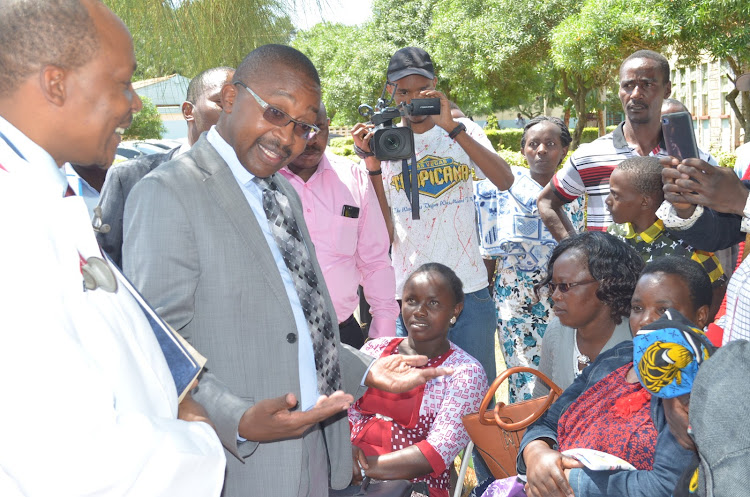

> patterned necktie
[252,175,342,395]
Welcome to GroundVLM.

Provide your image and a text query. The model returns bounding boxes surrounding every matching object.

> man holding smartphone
[659,74,750,345]
[538,50,716,240]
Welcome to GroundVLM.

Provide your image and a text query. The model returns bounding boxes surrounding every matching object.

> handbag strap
[478,366,563,430]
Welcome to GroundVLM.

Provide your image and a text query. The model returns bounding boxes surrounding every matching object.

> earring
[450,316,457,325]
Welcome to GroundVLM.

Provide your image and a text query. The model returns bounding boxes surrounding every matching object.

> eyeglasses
[233,81,320,140]
[547,279,598,294]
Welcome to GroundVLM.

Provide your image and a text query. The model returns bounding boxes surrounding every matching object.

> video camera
[358,83,440,161]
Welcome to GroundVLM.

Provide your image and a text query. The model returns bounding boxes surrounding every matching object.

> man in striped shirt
[538,50,714,240]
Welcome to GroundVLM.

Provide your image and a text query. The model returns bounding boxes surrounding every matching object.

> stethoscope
[0,128,117,292]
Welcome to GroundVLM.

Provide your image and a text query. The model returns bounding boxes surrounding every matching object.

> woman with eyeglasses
[532,231,644,396]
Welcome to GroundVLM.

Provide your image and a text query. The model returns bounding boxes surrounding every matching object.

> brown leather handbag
[461,367,562,479]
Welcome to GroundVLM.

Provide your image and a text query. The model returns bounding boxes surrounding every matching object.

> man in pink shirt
[280,104,399,347]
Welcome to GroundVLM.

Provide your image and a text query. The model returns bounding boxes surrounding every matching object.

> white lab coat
[0,117,226,496]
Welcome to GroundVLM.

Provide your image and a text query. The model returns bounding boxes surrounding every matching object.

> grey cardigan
[532,317,632,397]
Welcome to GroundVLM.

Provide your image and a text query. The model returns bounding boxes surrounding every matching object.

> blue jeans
[396,287,497,381]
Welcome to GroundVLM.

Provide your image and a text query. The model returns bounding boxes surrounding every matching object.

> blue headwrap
[633,308,716,399]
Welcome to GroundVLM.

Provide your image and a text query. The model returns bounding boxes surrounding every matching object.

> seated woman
[533,231,644,395]
[481,256,711,497]
[349,263,489,497]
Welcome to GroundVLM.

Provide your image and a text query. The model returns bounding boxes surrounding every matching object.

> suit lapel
[190,138,290,306]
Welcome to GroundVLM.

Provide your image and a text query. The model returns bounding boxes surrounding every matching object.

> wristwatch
[449,123,466,140]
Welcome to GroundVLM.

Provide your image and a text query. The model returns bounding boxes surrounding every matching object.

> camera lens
[371,127,414,160]
[383,132,402,151]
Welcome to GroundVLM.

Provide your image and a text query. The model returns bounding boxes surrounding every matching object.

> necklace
[573,329,591,378]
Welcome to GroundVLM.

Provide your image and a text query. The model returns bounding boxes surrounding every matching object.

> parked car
[115,143,144,161]
[143,138,183,150]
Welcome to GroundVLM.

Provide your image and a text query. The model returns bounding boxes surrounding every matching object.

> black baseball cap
[387,47,435,83]
[736,73,750,92]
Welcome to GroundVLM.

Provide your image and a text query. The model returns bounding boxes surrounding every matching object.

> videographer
[351,47,513,387]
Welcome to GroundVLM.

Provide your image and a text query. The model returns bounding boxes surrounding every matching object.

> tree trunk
[597,108,605,136]
[725,57,749,144]
[561,71,589,150]
[571,95,587,151]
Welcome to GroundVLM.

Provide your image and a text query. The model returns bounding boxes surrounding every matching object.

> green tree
[292,22,395,125]
[105,0,295,79]
[123,96,166,140]
[549,0,670,147]
[292,0,748,148]
[661,0,750,142]
[429,0,578,117]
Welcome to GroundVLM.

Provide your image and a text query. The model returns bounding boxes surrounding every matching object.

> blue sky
[291,0,374,29]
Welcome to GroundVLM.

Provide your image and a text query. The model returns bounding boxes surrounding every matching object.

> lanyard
[401,155,420,220]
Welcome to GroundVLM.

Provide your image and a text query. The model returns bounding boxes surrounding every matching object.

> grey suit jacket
[123,136,371,496]
[97,147,180,267]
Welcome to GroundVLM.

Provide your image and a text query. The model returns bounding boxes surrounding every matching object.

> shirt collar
[176,141,191,157]
[612,120,667,155]
[0,115,69,196]
[632,218,666,243]
[206,126,257,186]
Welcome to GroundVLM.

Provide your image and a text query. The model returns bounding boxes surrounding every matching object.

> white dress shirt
[206,127,320,411]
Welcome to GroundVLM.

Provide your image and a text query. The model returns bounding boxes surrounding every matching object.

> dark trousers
[339,314,366,349]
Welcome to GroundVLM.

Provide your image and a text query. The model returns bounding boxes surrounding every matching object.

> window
[691,81,698,115]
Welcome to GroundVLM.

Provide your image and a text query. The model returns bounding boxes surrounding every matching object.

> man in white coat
[0,1,226,495]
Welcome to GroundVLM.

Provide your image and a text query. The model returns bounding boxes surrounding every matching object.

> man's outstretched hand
[365,354,453,393]
[661,157,749,216]
[238,391,354,442]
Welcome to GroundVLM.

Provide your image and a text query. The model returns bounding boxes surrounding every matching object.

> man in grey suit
[123,44,447,496]
[97,66,234,266]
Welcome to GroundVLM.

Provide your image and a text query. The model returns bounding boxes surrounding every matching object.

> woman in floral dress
[475,117,584,401]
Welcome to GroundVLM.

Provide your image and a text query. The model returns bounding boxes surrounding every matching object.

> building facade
[670,56,745,152]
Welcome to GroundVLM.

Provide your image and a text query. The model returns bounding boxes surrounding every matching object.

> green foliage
[485,114,499,130]
[496,147,527,168]
[327,137,356,159]
[288,0,749,147]
[328,146,357,160]
[484,130,502,151]
[105,0,295,79]
[292,21,395,126]
[122,97,165,140]
[429,0,578,115]
[579,127,601,145]
[712,148,737,169]
[492,129,524,152]
[329,137,354,148]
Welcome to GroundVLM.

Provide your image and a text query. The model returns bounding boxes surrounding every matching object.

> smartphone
[661,111,699,160]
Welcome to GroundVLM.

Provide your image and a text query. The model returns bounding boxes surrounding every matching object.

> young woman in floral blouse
[349,263,488,497]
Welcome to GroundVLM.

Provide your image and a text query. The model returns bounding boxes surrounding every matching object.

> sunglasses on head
[547,279,598,294]
[233,81,320,140]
